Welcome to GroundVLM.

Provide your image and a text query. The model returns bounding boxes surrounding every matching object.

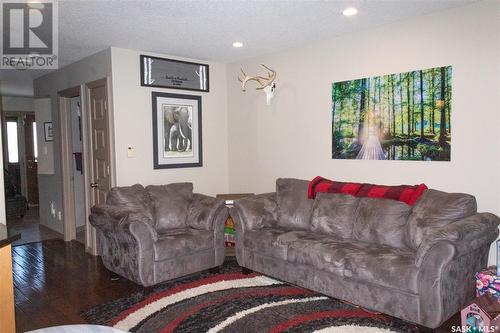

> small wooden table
[216,193,254,254]
[0,224,21,333]
[216,193,254,205]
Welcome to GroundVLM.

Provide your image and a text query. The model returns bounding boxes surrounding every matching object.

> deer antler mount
[238,64,277,105]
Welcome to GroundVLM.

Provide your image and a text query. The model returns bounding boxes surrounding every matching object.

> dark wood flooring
[12,239,141,332]
[7,208,62,246]
[11,239,459,332]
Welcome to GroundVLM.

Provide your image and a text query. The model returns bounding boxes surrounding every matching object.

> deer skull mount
[238,64,277,105]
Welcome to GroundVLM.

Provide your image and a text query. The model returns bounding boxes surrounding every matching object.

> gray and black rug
[82,258,419,333]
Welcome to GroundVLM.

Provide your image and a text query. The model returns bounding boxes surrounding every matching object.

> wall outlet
[50,201,56,217]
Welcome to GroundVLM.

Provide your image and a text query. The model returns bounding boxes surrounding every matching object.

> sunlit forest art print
[332,66,452,161]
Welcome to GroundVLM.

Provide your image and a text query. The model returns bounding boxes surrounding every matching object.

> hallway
[7,208,62,246]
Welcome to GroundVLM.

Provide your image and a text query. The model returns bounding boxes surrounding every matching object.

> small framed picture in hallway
[152,92,202,169]
[44,122,54,142]
[332,66,452,161]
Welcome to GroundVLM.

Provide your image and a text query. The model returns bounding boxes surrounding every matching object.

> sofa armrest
[416,214,499,328]
[89,204,158,241]
[232,192,278,231]
[89,204,157,286]
[187,193,226,230]
[89,204,133,227]
[231,192,277,268]
[416,213,500,267]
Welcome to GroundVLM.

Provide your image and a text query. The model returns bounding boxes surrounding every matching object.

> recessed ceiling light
[342,7,358,17]
[232,42,243,48]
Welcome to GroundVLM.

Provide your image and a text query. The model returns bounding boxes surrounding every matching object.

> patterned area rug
[82,258,419,333]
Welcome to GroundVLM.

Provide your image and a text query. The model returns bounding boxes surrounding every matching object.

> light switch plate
[127,146,135,158]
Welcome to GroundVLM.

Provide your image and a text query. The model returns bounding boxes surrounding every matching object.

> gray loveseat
[231,178,500,328]
[89,183,228,287]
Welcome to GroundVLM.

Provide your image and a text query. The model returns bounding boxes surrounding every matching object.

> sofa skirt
[239,250,421,327]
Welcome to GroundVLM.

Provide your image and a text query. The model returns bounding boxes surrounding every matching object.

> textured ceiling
[0,0,476,96]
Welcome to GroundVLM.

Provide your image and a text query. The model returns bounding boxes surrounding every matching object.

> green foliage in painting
[332,66,452,161]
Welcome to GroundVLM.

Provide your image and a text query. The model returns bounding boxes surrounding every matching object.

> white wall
[33,48,112,233]
[227,1,499,210]
[32,46,229,232]
[34,98,54,175]
[110,47,229,196]
[227,1,500,263]
[2,96,34,112]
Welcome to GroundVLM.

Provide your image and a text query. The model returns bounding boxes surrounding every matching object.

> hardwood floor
[11,239,458,332]
[12,239,140,332]
[7,208,62,246]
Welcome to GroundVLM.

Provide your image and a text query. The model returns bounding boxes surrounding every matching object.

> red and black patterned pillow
[307,176,427,205]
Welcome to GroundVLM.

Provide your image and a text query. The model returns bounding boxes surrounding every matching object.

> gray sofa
[89,183,228,287]
[231,178,500,328]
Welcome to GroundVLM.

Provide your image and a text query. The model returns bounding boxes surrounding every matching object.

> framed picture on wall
[152,92,202,169]
[141,55,209,92]
[44,122,53,142]
[332,65,452,161]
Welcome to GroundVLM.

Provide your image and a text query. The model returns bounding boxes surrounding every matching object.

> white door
[88,82,111,206]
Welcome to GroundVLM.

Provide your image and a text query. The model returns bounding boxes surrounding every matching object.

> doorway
[3,112,39,206]
[69,96,86,244]
[1,110,60,245]
[59,78,114,253]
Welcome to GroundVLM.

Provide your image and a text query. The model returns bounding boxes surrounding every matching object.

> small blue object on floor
[27,325,129,333]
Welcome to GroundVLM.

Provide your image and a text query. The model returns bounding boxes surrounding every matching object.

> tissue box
[461,294,500,332]
[476,267,500,300]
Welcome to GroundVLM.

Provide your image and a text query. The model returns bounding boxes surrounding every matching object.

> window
[6,121,19,163]
[33,122,38,160]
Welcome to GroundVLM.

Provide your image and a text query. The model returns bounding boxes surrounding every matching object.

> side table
[216,193,253,256]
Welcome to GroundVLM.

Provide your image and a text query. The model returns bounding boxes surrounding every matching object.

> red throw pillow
[408,183,428,205]
[356,183,428,205]
[308,176,427,206]
[307,176,362,198]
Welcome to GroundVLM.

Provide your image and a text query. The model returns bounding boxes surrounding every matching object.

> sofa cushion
[153,228,213,261]
[234,193,278,230]
[146,183,193,232]
[287,236,418,293]
[243,227,310,260]
[187,194,225,230]
[287,236,349,276]
[407,189,477,249]
[311,193,359,239]
[353,197,411,249]
[106,184,153,220]
[343,245,419,293]
[276,178,314,230]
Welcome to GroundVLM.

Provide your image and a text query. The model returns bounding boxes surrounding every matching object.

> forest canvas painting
[332,66,452,161]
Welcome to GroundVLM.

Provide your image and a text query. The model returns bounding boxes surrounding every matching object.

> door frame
[58,86,81,244]
[2,111,35,203]
[58,77,115,254]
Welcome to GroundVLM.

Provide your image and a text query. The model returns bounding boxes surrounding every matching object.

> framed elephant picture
[152,92,202,169]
